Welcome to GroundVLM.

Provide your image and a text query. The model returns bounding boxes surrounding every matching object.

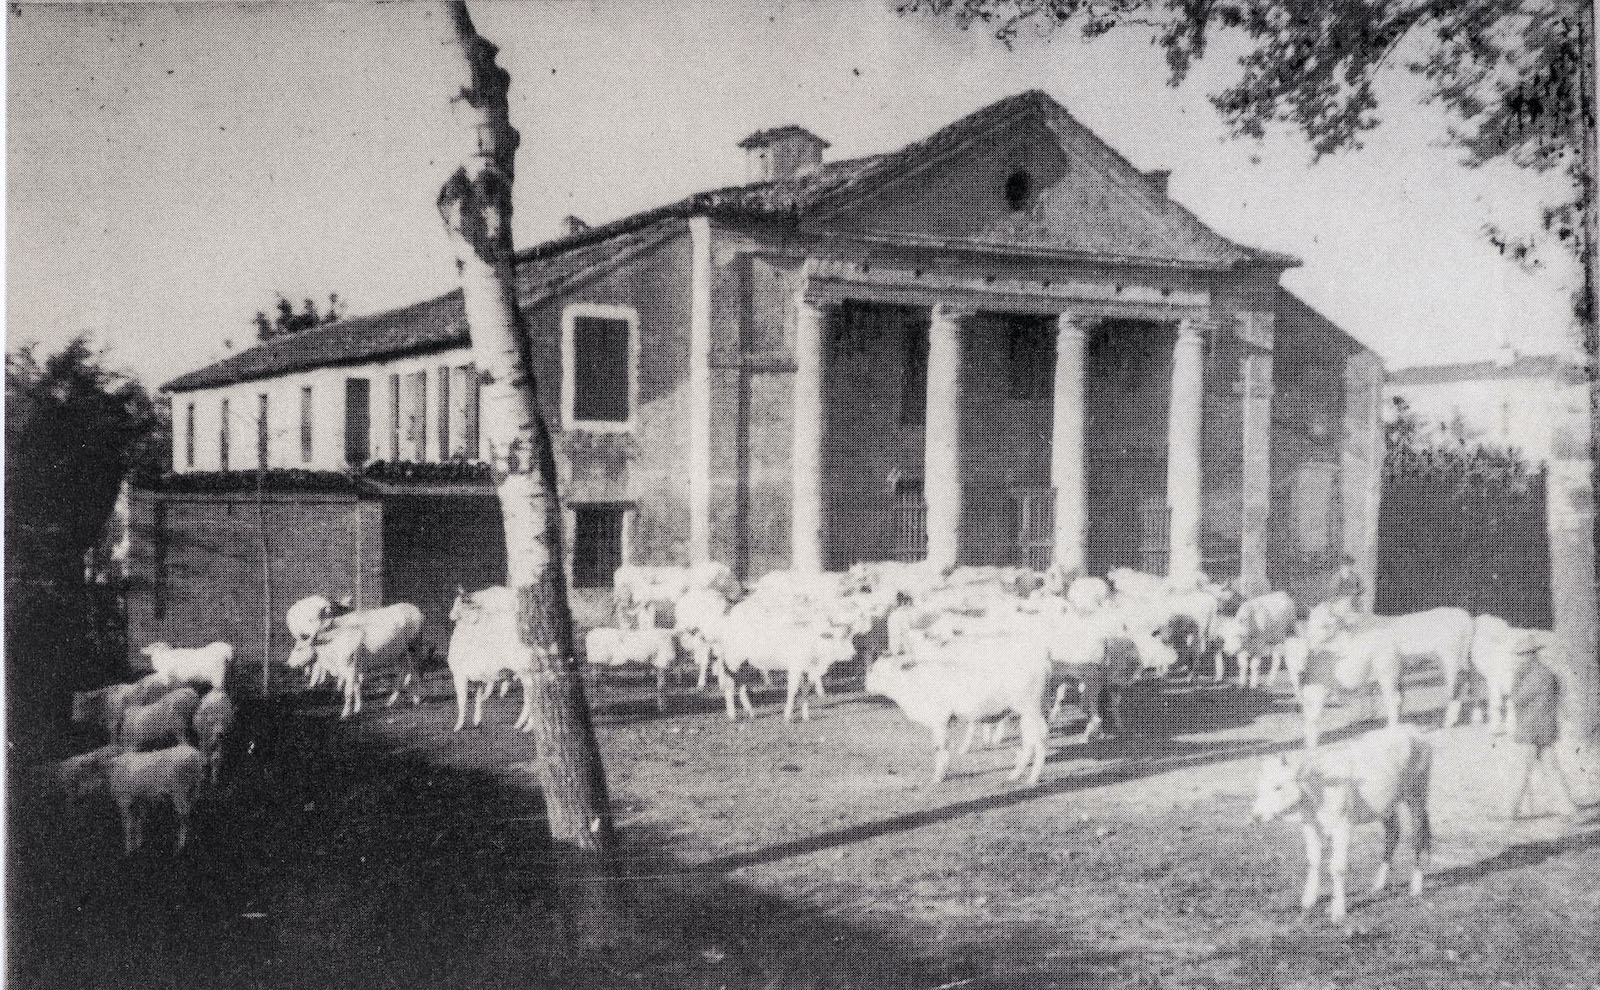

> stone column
[791,295,826,572]
[688,217,714,564]
[925,302,966,572]
[1238,312,1276,597]
[448,365,473,459]
[1341,350,1385,614]
[1051,312,1089,574]
[1166,316,1209,583]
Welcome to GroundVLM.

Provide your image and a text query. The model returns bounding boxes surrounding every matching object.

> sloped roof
[168,90,1294,392]
[1388,353,1588,387]
[738,125,830,149]
[165,225,676,391]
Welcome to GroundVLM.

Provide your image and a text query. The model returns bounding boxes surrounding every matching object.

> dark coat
[1511,656,1561,747]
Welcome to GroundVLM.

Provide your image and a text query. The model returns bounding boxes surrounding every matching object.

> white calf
[1252,724,1433,922]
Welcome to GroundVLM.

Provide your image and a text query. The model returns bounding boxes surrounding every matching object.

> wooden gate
[1377,460,1551,627]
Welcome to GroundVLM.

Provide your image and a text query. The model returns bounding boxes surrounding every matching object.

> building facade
[138,91,1384,672]
[1386,350,1590,465]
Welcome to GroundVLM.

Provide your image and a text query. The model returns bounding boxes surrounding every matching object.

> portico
[787,258,1266,585]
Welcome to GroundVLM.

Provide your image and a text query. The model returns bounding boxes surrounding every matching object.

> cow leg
[1047,682,1068,723]
[694,642,711,691]
[1238,652,1251,690]
[1301,683,1328,749]
[1081,673,1105,743]
[473,682,488,727]
[118,798,138,856]
[989,717,1008,747]
[1372,813,1400,894]
[173,793,194,853]
[738,684,755,719]
[452,674,470,731]
[930,721,952,785]
[1011,708,1048,785]
[515,674,535,731]
[1300,822,1323,917]
[1410,802,1431,897]
[957,718,981,754]
[783,669,800,722]
[1327,815,1352,921]
[1214,649,1227,684]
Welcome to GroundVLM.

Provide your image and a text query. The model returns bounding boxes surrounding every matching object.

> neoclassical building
[142,90,1383,665]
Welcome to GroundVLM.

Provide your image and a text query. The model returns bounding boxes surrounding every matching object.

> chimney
[738,126,830,184]
[561,215,589,236]
[1146,169,1171,198]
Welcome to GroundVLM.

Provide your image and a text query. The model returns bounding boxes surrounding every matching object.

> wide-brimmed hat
[1514,633,1546,655]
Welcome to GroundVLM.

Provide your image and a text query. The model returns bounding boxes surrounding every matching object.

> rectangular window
[184,403,196,469]
[1007,317,1055,401]
[388,373,401,461]
[571,505,626,589]
[219,398,231,471]
[300,386,314,463]
[407,370,428,460]
[563,304,637,428]
[437,365,451,461]
[464,367,481,459]
[257,393,270,468]
[344,378,371,466]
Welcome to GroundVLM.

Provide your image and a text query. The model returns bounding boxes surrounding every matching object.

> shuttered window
[184,403,196,469]
[257,394,270,468]
[437,365,451,461]
[344,378,371,466]
[219,398,231,471]
[572,505,625,589]
[300,386,314,463]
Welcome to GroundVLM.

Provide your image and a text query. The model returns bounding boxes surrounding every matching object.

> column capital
[929,301,976,323]
[1177,314,1220,341]
[1056,311,1097,338]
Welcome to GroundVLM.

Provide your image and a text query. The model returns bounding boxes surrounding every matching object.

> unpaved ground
[8,667,1599,989]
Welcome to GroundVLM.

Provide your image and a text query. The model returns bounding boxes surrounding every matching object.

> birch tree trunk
[436,0,625,941]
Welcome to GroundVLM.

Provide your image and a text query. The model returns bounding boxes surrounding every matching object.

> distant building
[133,90,1384,675]
[1386,349,1589,465]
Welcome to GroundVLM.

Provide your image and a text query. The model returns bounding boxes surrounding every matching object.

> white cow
[1467,615,1530,735]
[1299,607,1475,747]
[446,586,537,732]
[865,646,1051,786]
[1252,724,1433,922]
[1218,591,1298,689]
[286,603,425,719]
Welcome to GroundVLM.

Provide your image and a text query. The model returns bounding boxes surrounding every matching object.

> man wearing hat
[1506,634,1580,819]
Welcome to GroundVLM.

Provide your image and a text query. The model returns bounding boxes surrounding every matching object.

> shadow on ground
[5,695,1125,990]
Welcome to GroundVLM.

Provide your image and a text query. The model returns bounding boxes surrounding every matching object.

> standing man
[1506,634,1581,820]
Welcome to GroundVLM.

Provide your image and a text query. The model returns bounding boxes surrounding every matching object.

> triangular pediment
[811,92,1254,267]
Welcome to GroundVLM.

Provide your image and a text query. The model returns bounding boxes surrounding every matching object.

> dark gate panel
[1376,464,1551,627]
[382,494,508,655]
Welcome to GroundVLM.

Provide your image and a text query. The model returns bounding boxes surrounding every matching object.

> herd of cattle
[54,642,236,855]
[270,560,1531,780]
[48,561,1543,920]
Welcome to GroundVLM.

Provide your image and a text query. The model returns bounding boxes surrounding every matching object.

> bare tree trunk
[436,0,625,942]
[1552,3,1600,794]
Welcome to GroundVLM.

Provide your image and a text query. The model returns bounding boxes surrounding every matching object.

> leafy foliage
[898,0,1593,266]
[255,292,346,342]
[6,337,168,587]
[6,338,169,744]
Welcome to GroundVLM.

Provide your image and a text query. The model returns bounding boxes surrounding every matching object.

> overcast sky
[6,1,1585,389]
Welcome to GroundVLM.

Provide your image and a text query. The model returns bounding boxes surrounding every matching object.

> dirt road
[9,669,1598,989]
